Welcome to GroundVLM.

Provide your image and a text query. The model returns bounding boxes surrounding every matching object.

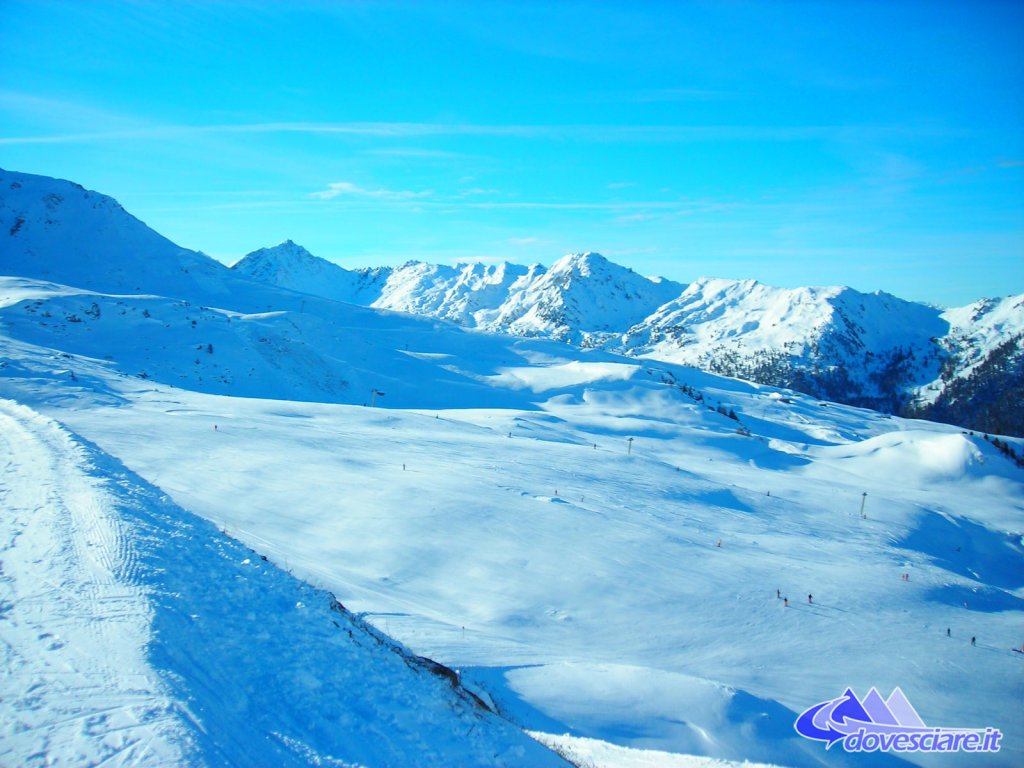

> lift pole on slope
[860,491,867,519]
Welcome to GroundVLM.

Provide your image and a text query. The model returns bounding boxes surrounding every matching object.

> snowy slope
[3,328,1022,768]
[0,274,658,411]
[0,398,566,767]
[1,169,232,303]
[0,399,193,765]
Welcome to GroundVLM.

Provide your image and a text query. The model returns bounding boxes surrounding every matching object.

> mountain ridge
[3,167,1020,436]
[232,238,1024,435]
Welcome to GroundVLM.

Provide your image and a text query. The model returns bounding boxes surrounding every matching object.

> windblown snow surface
[2,169,1023,767]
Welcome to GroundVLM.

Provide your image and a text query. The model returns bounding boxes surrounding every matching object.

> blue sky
[2,0,1022,306]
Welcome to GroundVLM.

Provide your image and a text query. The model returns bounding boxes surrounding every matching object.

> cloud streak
[0,117,959,147]
[310,181,433,201]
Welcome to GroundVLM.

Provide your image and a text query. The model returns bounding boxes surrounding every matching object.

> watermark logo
[794,687,1001,754]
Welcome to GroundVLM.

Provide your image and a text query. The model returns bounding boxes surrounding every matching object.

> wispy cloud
[613,213,659,224]
[310,181,433,201]
[362,147,475,159]
[456,200,681,210]
[0,114,957,147]
[631,88,740,102]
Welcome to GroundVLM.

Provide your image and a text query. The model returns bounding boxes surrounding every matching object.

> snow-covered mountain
[911,294,1024,436]
[234,240,1024,434]
[2,170,238,303]
[233,245,684,345]
[621,279,948,406]
[478,252,683,344]
[935,293,1024,384]
[2,168,1023,767]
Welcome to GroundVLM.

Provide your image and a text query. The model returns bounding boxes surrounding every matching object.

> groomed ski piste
[0,398,568,767]
[1,169,1022,766]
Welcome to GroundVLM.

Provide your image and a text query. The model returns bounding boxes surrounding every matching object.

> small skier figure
[214,424,218,431]
[808,594,813,605]
[971,636,976,647]
[946,627,951,637]
[776,588,781,599]
[715,539,721,548]
[784,597,788,607]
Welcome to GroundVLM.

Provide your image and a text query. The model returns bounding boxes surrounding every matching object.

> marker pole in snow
[860,492,867,519]
[627,437,634,455]
[370,388,385,407]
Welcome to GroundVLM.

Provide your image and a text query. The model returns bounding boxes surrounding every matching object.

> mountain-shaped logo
[794,687,1001,754]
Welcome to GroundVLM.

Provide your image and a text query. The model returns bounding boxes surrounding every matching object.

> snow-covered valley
[2,169,1023,767]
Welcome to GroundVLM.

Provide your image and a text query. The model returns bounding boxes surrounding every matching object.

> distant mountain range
[234,241,1024,436]
[2,167,1020,436]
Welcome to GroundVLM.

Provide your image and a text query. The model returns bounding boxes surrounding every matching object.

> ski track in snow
[0,400,192,766]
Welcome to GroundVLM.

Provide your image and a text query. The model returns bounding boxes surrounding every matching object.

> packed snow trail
[0,399,566,767]
[0,399,194,765]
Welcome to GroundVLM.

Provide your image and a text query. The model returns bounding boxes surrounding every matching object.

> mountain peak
[231,241,364,303]
[235,240,319,268]
[551,251,614,275]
